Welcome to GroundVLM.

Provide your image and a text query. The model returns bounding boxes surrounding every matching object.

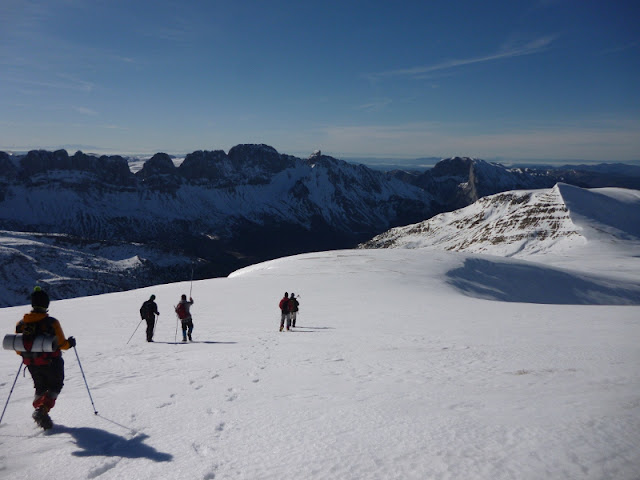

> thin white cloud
[599,40,640,55]
[356,98,392,112]
[5,75,95,93]
[368,35,558,80]
[57,73,94,92]
[72,106,98,116]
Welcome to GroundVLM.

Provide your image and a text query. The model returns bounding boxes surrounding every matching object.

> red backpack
[175,302,188,319]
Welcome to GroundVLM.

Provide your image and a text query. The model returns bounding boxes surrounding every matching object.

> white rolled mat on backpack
[2,334,58,352]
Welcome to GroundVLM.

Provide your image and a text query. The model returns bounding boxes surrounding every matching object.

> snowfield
[0,186,639,480]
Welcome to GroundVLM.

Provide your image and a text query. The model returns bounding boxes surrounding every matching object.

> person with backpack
[15,286,75,430]
[279,292,291,332]
[140,294,160,342]
[289,293,299,328]
[175,294,194,342]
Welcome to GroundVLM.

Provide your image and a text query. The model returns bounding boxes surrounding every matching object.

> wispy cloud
[367,35,558,81]
[72,106,98,116]
[356,98,392,112]
[56,73,95,92]
[599,40,640,55]
[4,73,95,94]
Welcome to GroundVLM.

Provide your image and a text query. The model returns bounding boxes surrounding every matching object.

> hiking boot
[188,334,192,341]
[32,407,53,430]
[182,338,187,342]
[279,326,283,332]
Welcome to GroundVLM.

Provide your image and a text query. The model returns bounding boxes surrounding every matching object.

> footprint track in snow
[225,388,238,402]
[87,459,119,478]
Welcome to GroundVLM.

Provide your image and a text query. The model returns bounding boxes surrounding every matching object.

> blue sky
[1,0,639,162]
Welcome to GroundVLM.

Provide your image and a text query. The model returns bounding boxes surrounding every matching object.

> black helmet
[31,286,50,311]
[181,294,187,300]
[150,294,156,300]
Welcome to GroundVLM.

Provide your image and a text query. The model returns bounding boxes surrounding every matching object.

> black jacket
[140,300,159,320]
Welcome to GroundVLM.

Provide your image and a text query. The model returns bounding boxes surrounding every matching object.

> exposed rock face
[360,184,585,256]
[395,156,555,210]
[17,150,133,185]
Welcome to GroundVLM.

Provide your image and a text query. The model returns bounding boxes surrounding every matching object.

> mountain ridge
[2,146,639,307]
[360,182,640,260]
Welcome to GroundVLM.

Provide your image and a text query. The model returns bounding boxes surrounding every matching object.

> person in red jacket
[279,292,291,332]
[176,294,194,342]
[15,286,75,429]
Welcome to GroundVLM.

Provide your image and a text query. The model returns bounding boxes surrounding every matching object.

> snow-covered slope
[361,183,640,267]
[0,246,639,479]
[0,230,191,307]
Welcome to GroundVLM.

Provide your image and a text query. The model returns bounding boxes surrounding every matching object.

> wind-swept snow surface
[1,247,639,479]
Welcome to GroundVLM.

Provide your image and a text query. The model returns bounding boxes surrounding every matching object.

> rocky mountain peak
[228,144,293,173]
[137,153,176,177]
[360,184,586,257]
[179,150,228,181]
[0,152,18,179]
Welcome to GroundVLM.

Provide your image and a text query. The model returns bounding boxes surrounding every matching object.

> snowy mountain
[0,146,434,307]
[2,148,638,307]
[362,182,640,254]
[392,156,555,210]
[392,156,640,209]
[0,230,191,308]
[0,185,638,478]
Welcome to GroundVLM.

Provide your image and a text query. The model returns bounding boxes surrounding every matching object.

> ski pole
[154,314,158,339]
[174,312,179,344]
[126,319,144,345]
[189,263,194,298]
[0,361,23,425]
[73,346,98,415]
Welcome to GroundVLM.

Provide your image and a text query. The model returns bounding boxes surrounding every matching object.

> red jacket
[279,297,290,313]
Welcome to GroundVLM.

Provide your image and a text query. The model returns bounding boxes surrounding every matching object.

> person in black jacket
[140,295,159,342]
[289,293,300,328]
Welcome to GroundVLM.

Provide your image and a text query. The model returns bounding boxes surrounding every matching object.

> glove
[67,336,76,348]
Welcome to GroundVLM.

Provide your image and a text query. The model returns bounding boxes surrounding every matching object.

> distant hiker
[140,295,160,342]
[176,294,194,342]
[289,293,299,328]
[15,286,75,430]
[279,292,291,331]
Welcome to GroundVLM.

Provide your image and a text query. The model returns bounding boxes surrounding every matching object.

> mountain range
[1,145,639,307]
[0,174,638,479]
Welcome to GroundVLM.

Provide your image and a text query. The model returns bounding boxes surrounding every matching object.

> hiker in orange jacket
[15,286,75,429]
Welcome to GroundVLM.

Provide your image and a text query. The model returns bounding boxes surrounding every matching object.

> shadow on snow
[50,424,172,462]
[446,257,640,305]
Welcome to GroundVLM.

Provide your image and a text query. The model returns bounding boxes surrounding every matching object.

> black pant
[145,317,155,341]
[28,356,65,406]
[181,318,193,338]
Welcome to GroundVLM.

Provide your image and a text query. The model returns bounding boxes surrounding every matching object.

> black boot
[32,407,53,430]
